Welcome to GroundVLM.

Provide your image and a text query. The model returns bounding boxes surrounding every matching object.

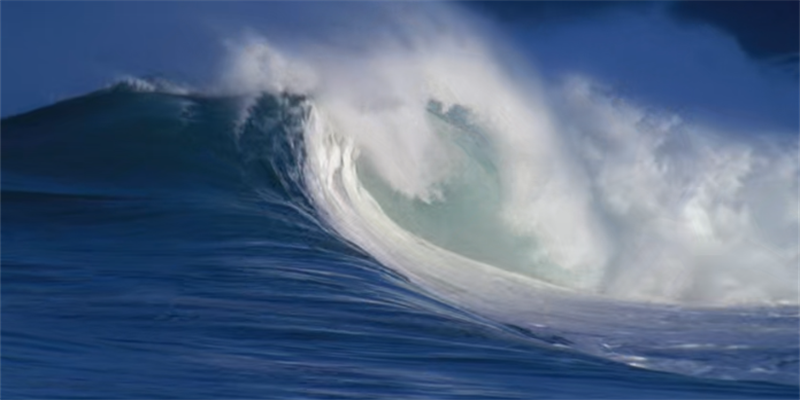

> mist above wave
[215,3,798,306]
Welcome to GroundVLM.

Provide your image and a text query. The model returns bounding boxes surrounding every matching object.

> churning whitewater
[216,19,799,307]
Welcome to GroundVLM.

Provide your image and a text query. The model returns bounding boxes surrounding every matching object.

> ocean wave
[3,3,797,385]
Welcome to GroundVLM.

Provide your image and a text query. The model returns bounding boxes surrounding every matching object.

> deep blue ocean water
[4,86,798,399]
[3,3,799,399]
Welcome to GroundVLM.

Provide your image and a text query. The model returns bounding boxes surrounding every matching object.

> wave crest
[218,13,800,306]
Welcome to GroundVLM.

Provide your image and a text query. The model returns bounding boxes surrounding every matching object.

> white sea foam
[113,75,193,95]
[220,4,797,306]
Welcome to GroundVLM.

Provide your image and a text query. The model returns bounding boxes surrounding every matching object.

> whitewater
[3,2,798,398]
[213,2,797,381]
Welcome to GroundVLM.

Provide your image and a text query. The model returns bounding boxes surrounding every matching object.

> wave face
[4,83,798,393]
[3,2,798,396]
[214,4,799,383]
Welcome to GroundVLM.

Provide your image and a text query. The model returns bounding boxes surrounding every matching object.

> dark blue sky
[469,1,799,59]
[2,1,797,119]
[2,2,220,115]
